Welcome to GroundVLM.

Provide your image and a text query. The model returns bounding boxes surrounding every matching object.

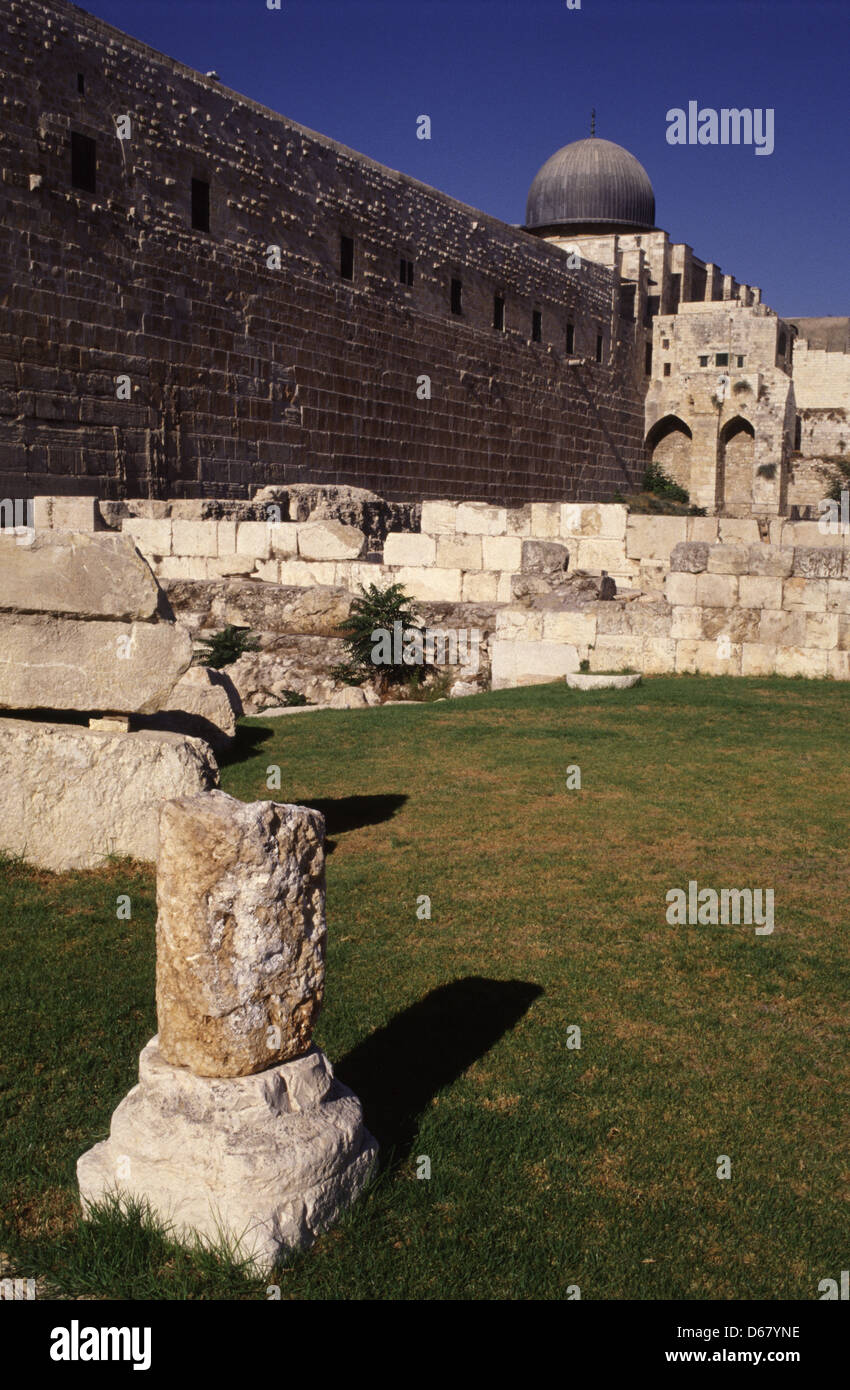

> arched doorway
[720,416,755,511]
[645,415,693,494]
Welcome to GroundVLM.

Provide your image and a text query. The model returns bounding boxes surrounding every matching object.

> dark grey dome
[525,137,655,232]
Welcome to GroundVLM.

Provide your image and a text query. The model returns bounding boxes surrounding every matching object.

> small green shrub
[336,582,425,690]
[194,625,260,670]
[643,459,690,504]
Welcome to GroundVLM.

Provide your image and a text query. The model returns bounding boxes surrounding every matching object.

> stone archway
[645,415,693,494]
[720,416,755,511]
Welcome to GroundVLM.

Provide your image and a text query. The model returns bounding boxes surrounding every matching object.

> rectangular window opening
[595,333,603,363]
[532,309,542,343]
[77,73,85,96]
[645,342,653,375]
[191,177,210,232]
[715,352,729,367]
[663,362,671,377]
[493,294,505,332]
[70,131,96,194]
[736,355,745,367]
[450,277,462,315]
[699,355,709,367]
[566,322,575,354]
[399,256,414,287]
[340,234,354,280]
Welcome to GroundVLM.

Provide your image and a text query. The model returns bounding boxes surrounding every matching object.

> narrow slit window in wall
[191,178,210,232]
[340,235,354,280]
[71,132,96,193]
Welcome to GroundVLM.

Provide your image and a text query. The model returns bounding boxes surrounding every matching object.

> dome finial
[590,108,596,137]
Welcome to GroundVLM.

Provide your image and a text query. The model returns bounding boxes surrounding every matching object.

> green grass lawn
[1,676,848,1300]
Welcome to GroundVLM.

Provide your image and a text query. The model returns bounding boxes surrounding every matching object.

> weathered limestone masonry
[27,494,850,695]
[0,0,644,505]
[78,790,378,1270]
[491,525,850,686]
[0,525,221,870]
[786,333,850,511]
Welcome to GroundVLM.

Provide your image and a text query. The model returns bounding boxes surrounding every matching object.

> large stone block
[456,503,507,536]
[746,545,794,578]
[141,665,242,749]
[686,517,719,543]
[560,503,627,540]
[782,578,827,612]
[122,518,173,558]
[738,576,783,609]
[383,531,436,567]
[699,607,759,643]
[462,570,500,603]
[34,495,100,531]
[675,639,742,676]
[278,560,337,587]
[504,505,533,537]
[670,542,709,573]
[156,791,326,1078]
[482,535,522,572]
[758,609,807,647]
[664,571,697,607]
[573,537,631,575]
[495,608,544,640]
[541,610,597,646]
[741,643,777,677]
[695,573,738,608]
[77,1038,377,1272]
[172,520,219,559]
[587,635,643,672]
[803,613,839,649]
[298,521,366,562]
[671,605,703,640]
[521,539,569,576]
[781,521,844,549]
[706,545,750,575]
[717,519,761,545]
[827,578,850,612]
[394,566,462,601]
[236,521,272,561]
[529,503,560,538]
[773,646,827,678]
[0,614,192,713]
[420,500,457,535]
[491,639,579,688]
[435,534,482,570]
[827,650,850,680]
[793,547,843,579]
[268,523,299,558]
[0,531,160,620]
[0,719,218,871]
[626,515,688,561]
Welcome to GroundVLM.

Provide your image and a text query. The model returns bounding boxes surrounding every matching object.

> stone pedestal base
[77,1038,378,1271]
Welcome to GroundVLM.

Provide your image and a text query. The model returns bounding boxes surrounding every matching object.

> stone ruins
[2,0,849,517]
[0,520,236,870]
[77,790,378,1269]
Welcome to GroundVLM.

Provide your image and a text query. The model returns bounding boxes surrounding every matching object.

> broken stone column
[77,790,378,1270]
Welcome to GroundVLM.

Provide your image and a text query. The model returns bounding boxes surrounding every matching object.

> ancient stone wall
[0,0,645,506]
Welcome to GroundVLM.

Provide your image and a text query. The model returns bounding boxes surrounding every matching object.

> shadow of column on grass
[305,794,407,852]
[334,976,543,1167]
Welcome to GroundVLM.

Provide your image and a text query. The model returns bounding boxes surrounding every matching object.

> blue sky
[80,0,848,318]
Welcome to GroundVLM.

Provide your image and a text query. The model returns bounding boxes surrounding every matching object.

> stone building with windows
[524,135,848,518]
[0,0,847,518]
